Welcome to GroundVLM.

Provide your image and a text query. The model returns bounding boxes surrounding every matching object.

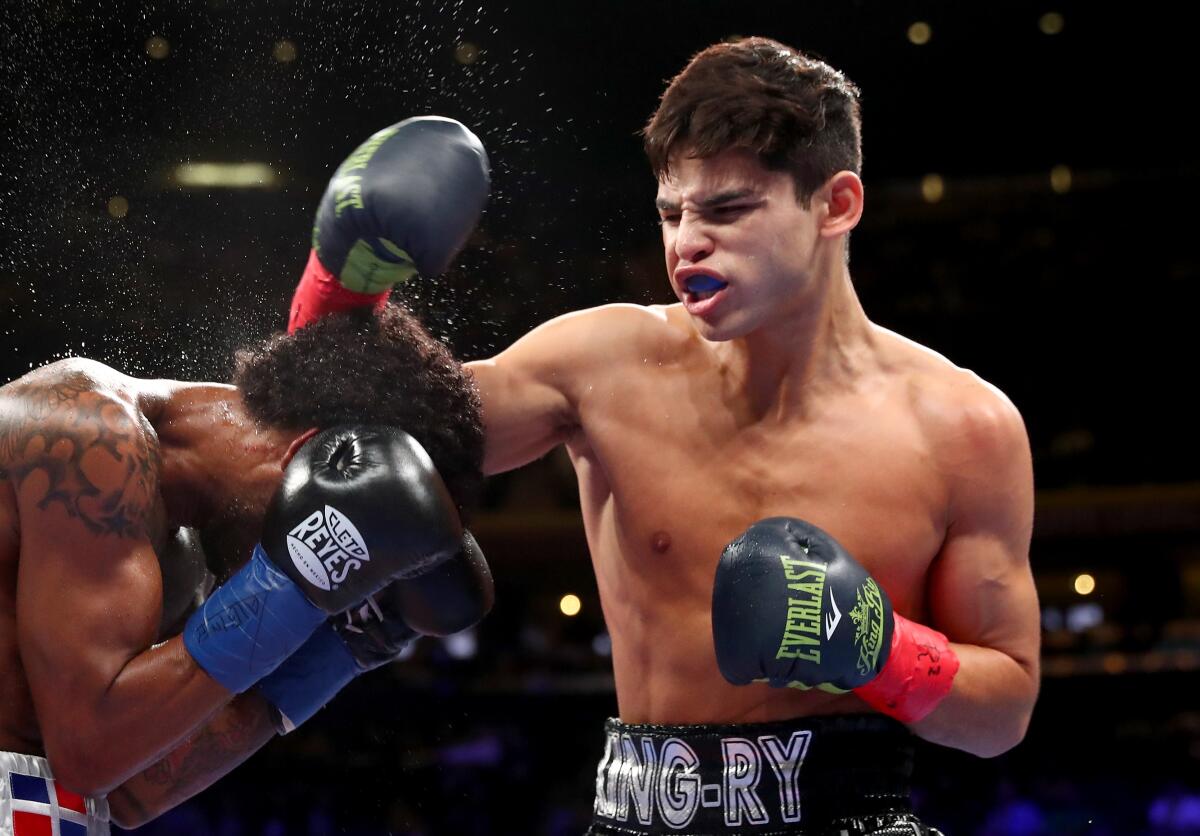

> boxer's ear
[818,170,864,239]
[280,427,320,469]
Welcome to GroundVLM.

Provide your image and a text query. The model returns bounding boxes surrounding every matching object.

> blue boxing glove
[288,116,490,331]
[183,425,466,694]
[259,531,493,732]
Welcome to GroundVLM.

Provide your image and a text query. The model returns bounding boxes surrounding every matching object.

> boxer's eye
[711,204,750,219]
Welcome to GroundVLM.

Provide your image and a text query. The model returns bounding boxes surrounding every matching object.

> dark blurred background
[2,0,1198,833]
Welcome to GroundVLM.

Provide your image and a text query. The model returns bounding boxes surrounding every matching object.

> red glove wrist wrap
[288,249,390,333]
[854,613,959,723]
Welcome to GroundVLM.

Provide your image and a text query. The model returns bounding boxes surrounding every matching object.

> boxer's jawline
[0,376,162,539]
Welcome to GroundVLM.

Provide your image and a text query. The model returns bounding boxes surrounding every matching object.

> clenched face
[656,149,826,342]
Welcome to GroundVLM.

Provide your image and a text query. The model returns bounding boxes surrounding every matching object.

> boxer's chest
[573,380,948,615]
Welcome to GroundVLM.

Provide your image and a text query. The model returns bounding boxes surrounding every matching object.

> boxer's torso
[0,360,172,755]
[562,304,982,724]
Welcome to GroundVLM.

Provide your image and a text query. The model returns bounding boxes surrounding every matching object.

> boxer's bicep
[928,520,1040,677]
[470,304,655,474]
[926,394,1039,676]
[469,315,592,474]
[19,516,163,702]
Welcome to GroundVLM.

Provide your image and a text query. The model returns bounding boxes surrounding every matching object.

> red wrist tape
[854,613,959,723]
[288,249,390,333]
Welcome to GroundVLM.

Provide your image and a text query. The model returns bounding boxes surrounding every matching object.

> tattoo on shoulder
[0,378,161,538]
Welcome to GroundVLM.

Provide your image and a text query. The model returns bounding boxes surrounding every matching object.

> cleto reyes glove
[257,531,494,733]
[288,116,490,332]
[182,425,465,694]
[711,517,959,723]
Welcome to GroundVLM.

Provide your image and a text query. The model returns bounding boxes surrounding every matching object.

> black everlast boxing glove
[713,517,893,693]
[183,425,463,694]
[712,517,959,722]
[288,116,490,331]
[258,531,494,732]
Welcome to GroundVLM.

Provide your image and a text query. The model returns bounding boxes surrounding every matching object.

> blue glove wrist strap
[183,544,325,693]
[256,624,361,733]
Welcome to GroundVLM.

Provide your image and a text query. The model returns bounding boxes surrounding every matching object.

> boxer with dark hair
[293,48,1037,832]
[1,117,492,833]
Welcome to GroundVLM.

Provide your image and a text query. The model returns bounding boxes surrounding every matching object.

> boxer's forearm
[905,642,1038,758]
[44,637,241,796]
[106,693,276,829]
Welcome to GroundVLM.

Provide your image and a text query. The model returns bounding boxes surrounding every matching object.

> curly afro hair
[232,304,484,519]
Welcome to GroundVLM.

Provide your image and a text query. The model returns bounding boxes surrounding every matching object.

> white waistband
[0,751,110,836]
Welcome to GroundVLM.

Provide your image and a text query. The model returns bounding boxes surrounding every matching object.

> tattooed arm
[6,372,233,795]
[106,693,277,828]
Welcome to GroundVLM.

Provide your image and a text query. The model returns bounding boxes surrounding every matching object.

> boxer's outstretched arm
[106,693,276,829]
[909,386,1040,758]
[468,305,635,474]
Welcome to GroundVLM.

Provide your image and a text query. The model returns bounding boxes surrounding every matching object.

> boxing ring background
[2,1,1197,833]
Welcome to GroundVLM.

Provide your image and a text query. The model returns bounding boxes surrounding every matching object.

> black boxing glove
[183,425,463,694]
[386,530,493,636]
[712,517,959,722]
[260,425,464,606]
[258,531,493,732]
[713,517,893,692]
[156,527,215,639]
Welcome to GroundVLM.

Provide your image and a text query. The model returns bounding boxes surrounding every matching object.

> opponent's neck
[721,265,877,421]
[151,384,288,527]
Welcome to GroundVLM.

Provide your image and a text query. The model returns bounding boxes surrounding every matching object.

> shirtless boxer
[1,115,491,833]
[290,43,1039,834]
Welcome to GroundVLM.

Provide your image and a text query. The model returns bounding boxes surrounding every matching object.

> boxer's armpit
[0,379,162,540]
[107,694,276,828]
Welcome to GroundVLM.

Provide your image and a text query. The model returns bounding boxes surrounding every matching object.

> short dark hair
[643,37,862,204]
[232,304,484,519]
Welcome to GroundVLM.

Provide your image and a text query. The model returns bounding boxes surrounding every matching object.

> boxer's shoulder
[1,358,150,439]
[558,301,678,337]
[1,358,143,423]
[522,302,686,370]
[876,328,1029,486]
[0,358,163,539]
[582,302,695,358]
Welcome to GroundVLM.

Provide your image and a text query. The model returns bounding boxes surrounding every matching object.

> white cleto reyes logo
[286,505,370,591]
[824,588,842,640]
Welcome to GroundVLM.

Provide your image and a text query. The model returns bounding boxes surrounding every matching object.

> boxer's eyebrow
[698,189,757,207]
[656,189,757,213]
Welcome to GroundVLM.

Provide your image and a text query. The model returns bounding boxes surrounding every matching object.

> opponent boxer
[290,44,1039,835]
[2,220,490,831]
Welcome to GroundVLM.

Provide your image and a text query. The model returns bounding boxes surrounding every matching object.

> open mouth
[683,274,728,302]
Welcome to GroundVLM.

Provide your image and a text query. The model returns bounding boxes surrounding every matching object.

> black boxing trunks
[587,714,943,836]
[1,751,111,836]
